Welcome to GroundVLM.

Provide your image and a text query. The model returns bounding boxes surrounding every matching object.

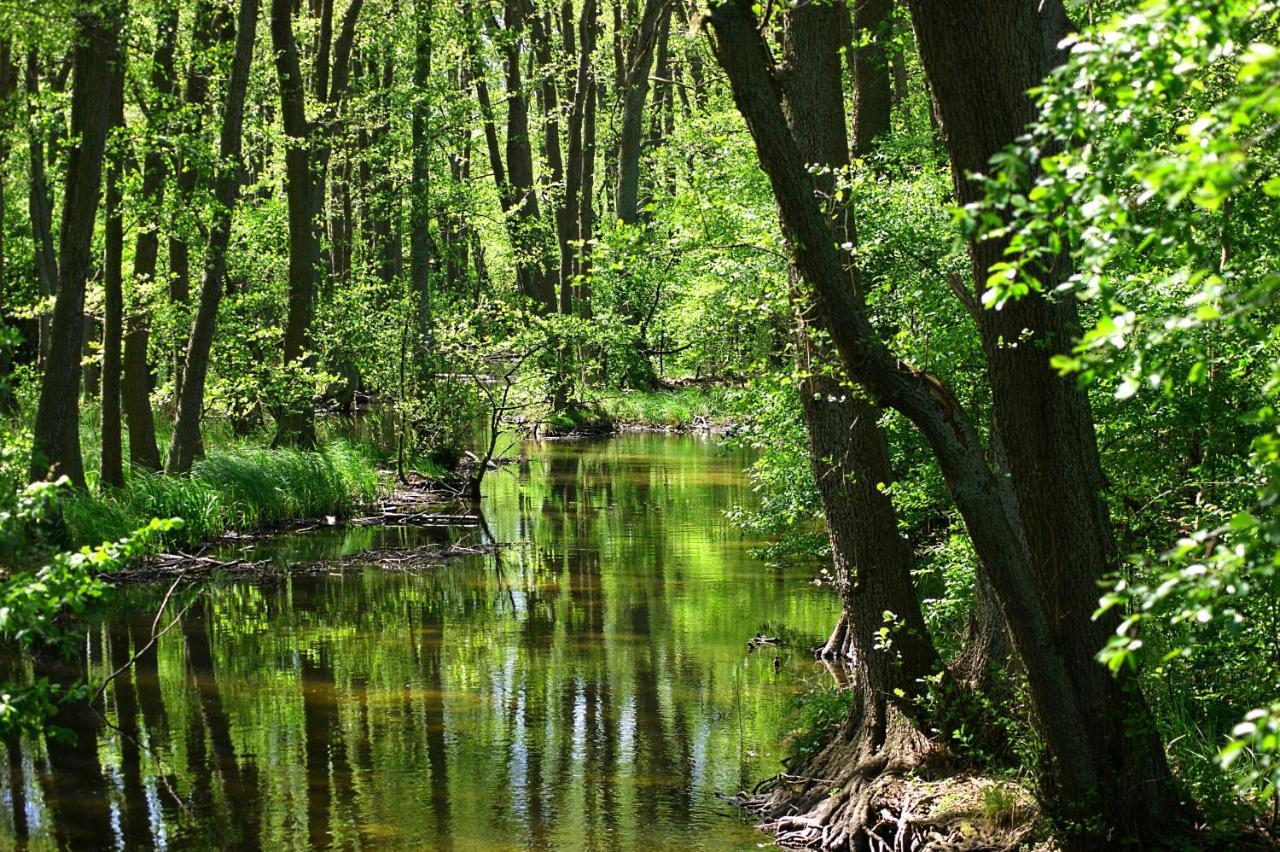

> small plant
[981,784,1019,830]
[782,684,856,767]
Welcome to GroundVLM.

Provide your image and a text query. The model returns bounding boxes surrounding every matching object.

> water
[2,433,839,850]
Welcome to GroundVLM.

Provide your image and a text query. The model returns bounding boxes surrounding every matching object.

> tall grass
[595,387,734,428]
[61,440,382,549]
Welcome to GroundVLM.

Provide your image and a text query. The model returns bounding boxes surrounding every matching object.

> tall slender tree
[168,0,261,473]
[124,0,180,473]
[29,0,127,486]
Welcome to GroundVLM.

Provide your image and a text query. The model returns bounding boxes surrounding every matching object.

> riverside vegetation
[1,0,1279,848]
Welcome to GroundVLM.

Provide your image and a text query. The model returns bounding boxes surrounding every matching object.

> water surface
[2,433,839,850]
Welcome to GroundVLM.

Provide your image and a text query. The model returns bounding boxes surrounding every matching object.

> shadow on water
[2,433,839,850]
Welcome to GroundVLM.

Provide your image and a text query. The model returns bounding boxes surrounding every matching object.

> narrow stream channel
[3,433,840,850]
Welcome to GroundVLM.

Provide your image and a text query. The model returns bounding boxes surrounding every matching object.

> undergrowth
[594,387,733,428]
[59,440,381,550]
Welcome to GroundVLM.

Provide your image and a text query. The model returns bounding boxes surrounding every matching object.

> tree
[123,0,180,474]
[168,0,260,474]
[907,0,1182,830]
[30,0,126,486]
[704,0,1153,841]
[614,0,667,223]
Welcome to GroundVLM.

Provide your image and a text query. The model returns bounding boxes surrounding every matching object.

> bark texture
[124,1,179,473]
[614,0,667,223]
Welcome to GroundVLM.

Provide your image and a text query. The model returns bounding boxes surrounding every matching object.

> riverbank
[589,387,737,433]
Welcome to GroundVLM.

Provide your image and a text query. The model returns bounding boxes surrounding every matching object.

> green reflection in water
[2,433,839,850]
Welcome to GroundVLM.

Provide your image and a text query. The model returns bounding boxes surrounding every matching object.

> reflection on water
[1,433,839,850]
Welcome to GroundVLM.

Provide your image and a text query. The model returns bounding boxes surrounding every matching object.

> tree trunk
[848,0,893,157]
[24,51,58,367]
[613,0,666,224]
[168,0,260,474]
[100,64,127,488]
[729,6,947,845]
[705,0,1111,832]
[169,0,236,401]
[30,0,125,486]
[270,0,320,448]
[907,0,1183,835]
[501,0,557,311]
[411,0,434,353]
[124,1,178,473]
[563,0,598,297]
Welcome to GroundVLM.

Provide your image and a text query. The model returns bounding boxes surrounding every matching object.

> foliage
[0,476,179,738]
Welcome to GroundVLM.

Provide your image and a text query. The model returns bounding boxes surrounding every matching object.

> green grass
[61,440,382,549]
[594,387,734,428]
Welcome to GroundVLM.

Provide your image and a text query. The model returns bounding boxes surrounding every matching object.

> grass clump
[60,440,381,550]
[595,387,733,429]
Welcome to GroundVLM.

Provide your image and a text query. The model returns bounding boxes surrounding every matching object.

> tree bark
[169,0,237,400]
[848,0,893,157]
[24,51,58,367]
[30,0,125,486]
[168,0,260,474]
[411,0,434,353]
[722,6,949,844]
[100,62,127,488]
[270,0,321,448]
[907,0,1182,834]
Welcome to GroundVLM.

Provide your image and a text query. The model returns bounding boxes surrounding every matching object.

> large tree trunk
[907,0,1182,834]
[704,0,1112,835]
[124,1,179,473]
[100,65,127,488]
[613,0,667,224]
[270,0,320,448]
[29,0,125,486]
[168,0,260,474]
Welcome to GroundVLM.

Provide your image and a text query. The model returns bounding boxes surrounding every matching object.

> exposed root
[728,698,1043,852]
[732,771,1041,851]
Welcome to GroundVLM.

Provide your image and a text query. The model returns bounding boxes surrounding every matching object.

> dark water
[2,433,839,850]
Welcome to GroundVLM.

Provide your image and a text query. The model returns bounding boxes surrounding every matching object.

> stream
[2,432,840,850]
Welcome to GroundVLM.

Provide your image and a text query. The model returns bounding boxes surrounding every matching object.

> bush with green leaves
[0,477,180,738]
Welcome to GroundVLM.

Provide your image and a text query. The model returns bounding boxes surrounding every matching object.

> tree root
[728,717,1041,851]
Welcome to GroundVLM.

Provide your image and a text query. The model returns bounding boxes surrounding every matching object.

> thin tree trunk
[563,0,597,296]
[169,0,236,401]
[24,51,58,367]
[848,0,893,157]
[270,0,320,448]
[124,1,178,473]
[411,0,434,352]
[30,0,125,486]
[168,0,260,474]
[614,0,666,223]
[100,64,127,488]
